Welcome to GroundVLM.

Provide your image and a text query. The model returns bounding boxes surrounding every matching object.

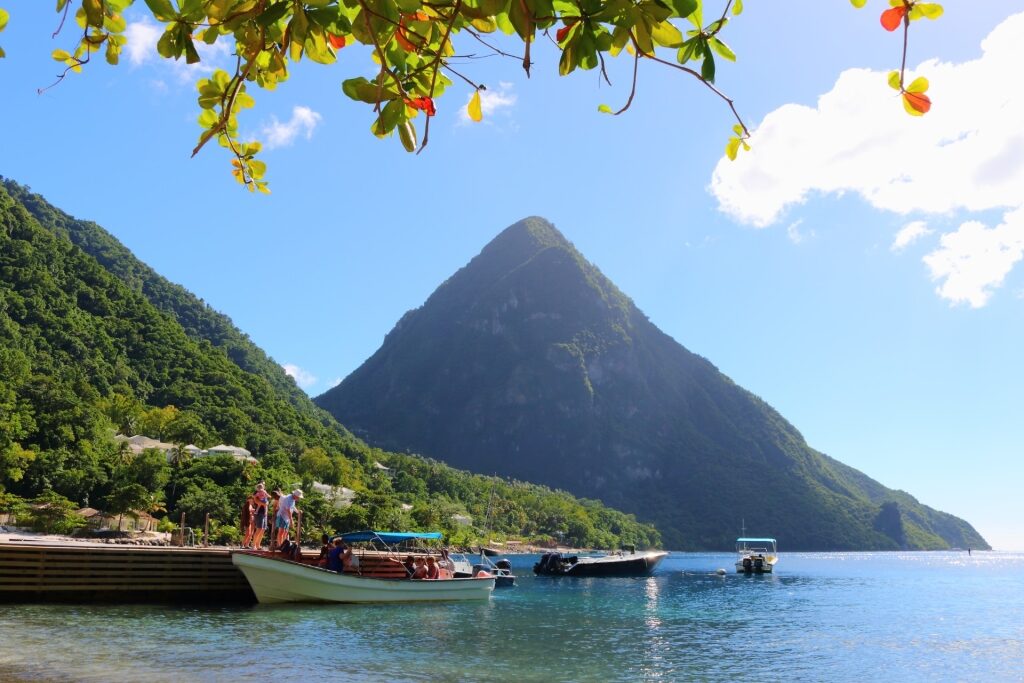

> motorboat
[735,537,778,574]
[231,530,494,604]
[533,547,667,577]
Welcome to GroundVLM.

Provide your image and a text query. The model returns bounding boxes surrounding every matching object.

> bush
[28,490,86,534]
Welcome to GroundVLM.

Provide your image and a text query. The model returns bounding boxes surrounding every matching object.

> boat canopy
[737,537,777,543]
[340,531,443,545]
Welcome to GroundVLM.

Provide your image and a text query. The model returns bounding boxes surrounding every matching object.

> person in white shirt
[274,488,303,549]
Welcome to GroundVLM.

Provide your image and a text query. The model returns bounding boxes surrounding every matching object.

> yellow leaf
[887,70,901,90]
[467,90,483,123]
[906,76,929,94]
[725,136,741,161]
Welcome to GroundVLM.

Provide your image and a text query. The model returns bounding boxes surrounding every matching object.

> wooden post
[295,509,302,549]
[179,512,186,547]
[203,513,210,548]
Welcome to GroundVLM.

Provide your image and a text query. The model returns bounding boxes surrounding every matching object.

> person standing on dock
[240,495,255,548]
[274,489,303,549]
[250,483,270,549]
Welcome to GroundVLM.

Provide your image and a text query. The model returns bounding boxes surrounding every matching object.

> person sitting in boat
[326,538,348,573]
[425,556,440,580]
[403,555,416,577]
[274,488,303,549]
[317,533,331,566]
[411,557,428,579]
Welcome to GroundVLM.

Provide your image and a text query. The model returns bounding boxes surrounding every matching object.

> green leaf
[850,0,867,6]
[651,21,683,48]
[700,43,715,82]
[256,1,292,28]
[342,76,398,103]
[82,0,104,28]
[0,8,9,32]
[910,3,943,20]
[598,103,613,114]
[398,120,417,152]
[182,28,200,64]
[668,0,697,18]
[198,109,219,127]
[156,28,177,58]
[731,0,742,16]
[887,70,901,90]
[143,0,178,22]
[52,49,73,61]
[708,36,735,61]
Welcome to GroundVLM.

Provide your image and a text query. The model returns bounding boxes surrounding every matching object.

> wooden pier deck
[0,540,255,603]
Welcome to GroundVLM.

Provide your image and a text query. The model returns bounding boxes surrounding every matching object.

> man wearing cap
[274,488,304,549]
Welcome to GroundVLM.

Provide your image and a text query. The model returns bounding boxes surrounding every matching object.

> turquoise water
[2,551,1022,681]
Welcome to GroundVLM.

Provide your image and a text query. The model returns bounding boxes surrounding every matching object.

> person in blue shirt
[326,538,350,573]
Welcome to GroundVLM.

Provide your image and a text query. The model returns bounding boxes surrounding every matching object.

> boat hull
[232,552,494,604]
[534,551,668,577]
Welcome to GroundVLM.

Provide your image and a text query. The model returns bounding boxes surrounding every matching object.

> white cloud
[458,82,517,124]
[282,363,318,389]
[892,220,933,252]
[711,12,1024,227]
[330,377,343,388]
[922,207,1024,308]
[711,12,1024,307]
[124,17,231,81]
[787,219,814,245]
[261,106,322,149]
[124,19,162,66]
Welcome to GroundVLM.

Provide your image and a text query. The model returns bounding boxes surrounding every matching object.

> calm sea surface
[2,551,1022,682]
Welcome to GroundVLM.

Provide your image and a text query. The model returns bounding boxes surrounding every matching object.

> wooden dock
[0,540,255,603]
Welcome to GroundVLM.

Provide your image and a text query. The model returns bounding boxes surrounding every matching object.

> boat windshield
[736,537,777,554]
[340,531,443,546]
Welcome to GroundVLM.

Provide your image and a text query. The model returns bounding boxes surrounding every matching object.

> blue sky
[2,1,1022,549]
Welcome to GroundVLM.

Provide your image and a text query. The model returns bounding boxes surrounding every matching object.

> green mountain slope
[0,180,659,548]
[316,217,990,551]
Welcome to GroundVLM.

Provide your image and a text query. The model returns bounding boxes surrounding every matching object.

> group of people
[403,553,453,580]
[239,483,304,551]
[239,487,451,580]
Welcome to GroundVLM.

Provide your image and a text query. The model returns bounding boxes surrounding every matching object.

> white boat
[735,537,778,574]
[231,530,495,604]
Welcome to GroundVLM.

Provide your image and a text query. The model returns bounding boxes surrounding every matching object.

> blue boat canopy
[737,537,776,543]
[340,531,443,545]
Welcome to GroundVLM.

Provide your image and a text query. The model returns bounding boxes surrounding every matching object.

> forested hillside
[0,180,659,549]
[318,217,989,551]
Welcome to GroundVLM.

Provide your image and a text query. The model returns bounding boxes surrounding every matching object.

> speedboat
[533,547,667,577]
[735,537,778,574]
[231,530,494,604]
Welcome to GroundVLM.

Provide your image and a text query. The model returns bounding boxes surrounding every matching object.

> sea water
[1,551,1022,682]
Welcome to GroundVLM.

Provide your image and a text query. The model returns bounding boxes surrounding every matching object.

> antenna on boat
[741,518,746,537]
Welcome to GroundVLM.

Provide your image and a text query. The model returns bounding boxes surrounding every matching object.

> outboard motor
[753,557,764,571]
[495,559,512,571]
[742,557,753,571]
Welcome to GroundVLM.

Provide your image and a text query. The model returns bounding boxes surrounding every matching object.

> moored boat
[735,537,778,574]
[533,547,667,577]
[231,530,495,604]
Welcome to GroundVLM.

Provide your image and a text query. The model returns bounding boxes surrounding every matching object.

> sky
[2,1,1022,549]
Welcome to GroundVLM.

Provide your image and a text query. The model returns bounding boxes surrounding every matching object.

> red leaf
[406,97,436,116]
[903,90,931,114]
[327,33,346,49]
[880,6,907,31]
[395,28,417,52]
[556,25,571,42]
